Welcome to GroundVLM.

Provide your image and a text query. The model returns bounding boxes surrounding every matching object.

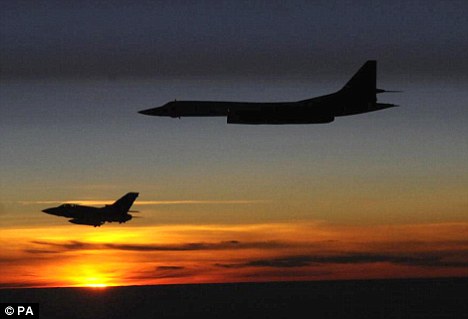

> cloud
[21,200,267,206]
[126,266,193,281]
[107,240,288,252]
[239,269,333,279]
[27,238,468,270]
[0,250,76,265]
[156,266,185,271]
[31,240,97,251]
[216,252,468,269]
[28,239,288,253]
[216,256,311,268]
[23,249,61,254]
[0,281,55,289]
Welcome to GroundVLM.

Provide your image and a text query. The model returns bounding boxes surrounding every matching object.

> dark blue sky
[2,0,468,78]
[0,0,467,227]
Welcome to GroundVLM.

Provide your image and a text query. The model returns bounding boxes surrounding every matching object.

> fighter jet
[42,192,139,227]
[138,60,398,124]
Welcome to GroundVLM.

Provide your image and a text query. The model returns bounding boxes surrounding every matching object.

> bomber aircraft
[138,60,398,124]
[42,192,139,227]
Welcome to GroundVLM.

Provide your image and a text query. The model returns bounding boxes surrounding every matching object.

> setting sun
[84,283,108,289]
[68,265,116,288]
[76,277,111,288]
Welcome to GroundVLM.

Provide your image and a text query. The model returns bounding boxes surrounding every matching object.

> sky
[1,1,467,288]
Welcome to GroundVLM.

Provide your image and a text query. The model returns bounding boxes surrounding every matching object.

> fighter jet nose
[42,207,60,215]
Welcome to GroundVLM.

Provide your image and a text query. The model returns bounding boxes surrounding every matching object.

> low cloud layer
[22,200,266,206]
[216,252,468,269]
[26,238,468,270]
[29,239,287,253]
[2,222,468,288]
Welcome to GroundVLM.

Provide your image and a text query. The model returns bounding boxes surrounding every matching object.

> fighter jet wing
[69,218,104,227]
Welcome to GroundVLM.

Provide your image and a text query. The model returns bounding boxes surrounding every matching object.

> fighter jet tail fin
[341,60,377,102]
[110,192,139,214]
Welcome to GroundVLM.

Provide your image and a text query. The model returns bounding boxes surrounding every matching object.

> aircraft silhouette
[139,60,398,124]
[42,192,139,227]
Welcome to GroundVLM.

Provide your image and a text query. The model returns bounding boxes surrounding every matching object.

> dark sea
[1,278,467,319]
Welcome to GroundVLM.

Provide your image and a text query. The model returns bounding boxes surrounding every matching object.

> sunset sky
[1,1,467,288]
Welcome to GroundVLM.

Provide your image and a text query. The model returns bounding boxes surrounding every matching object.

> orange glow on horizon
[80,282,108,289]
[1,222,467,289]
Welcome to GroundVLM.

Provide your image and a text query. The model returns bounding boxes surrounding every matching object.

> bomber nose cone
[138,107,162,116]
[138,108,153,115]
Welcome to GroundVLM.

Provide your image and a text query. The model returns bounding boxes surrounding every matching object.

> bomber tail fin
[110,192,139,214]
[341,60,377,103]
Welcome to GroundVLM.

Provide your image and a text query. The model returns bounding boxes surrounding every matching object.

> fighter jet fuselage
[138,60,397,124]
[42,192,139,227]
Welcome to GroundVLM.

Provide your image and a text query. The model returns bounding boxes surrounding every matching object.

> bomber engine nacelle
[227,107,334,124]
